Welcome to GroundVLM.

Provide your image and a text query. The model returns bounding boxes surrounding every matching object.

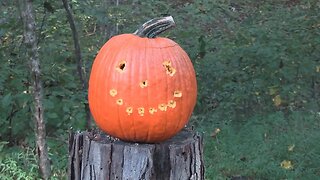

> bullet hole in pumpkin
[126,107,133,115]
[162,60,176,76]
[158,103,167,111]
[139,80,148,88]
[109,89,117,97]
[116,99,123,105]
[138,107,145,116]
[173,90,182,98]
[168,100,176,108]
[116,60,126,72]
[149,107,157,114]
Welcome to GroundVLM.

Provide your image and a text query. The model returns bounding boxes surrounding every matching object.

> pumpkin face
[88,17,197,143]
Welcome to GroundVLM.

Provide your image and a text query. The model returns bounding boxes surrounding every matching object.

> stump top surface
[87,129,197,146]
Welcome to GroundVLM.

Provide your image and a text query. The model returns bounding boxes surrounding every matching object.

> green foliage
[187,0,320,116]
[0,0,319,179]
[0,146,39,179]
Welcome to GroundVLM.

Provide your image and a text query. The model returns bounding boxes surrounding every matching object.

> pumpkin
[88,16,197,143]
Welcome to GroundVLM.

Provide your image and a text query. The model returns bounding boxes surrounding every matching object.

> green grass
[195,111,320,179]
[0,146,39,179]
[2,111,319,179]
[0,139,68,179]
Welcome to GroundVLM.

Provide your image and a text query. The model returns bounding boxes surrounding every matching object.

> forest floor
[194,111,320,179]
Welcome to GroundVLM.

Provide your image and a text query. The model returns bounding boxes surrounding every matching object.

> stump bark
[68,129,204,180]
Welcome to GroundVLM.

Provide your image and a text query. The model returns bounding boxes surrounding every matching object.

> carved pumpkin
[88,16,197,143]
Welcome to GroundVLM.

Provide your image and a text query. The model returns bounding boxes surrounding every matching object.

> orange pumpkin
[88,16,197,143]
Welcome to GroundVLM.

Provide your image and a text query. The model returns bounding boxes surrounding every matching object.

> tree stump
[68,129,204,180]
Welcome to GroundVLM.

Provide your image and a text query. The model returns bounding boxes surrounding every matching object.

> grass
[194,111,320,179]
[1,111,319,179]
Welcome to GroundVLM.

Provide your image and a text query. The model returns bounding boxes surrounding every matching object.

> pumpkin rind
[88,17,197,143]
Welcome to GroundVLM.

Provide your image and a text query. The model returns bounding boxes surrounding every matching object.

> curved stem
[133,16,175,38]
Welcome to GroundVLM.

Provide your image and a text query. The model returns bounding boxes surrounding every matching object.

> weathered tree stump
[68,129,204,180]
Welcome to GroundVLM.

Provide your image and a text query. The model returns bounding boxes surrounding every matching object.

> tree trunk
[20,0,51,179]
[62,0,92,129]
[101,0,120,41]
[68,129,204,180]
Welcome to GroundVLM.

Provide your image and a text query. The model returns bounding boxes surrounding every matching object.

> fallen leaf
[273,95,282,107]
[288,144,295,152]
[281,160,293,170]
[210,128,221,138]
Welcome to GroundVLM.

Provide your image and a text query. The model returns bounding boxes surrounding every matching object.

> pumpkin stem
[133,16,175,38]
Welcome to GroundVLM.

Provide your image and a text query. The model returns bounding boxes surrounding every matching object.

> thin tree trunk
[115,0,119,35]
[101,0,120,41]
[62,0,92,129]
[20,0,51,179]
